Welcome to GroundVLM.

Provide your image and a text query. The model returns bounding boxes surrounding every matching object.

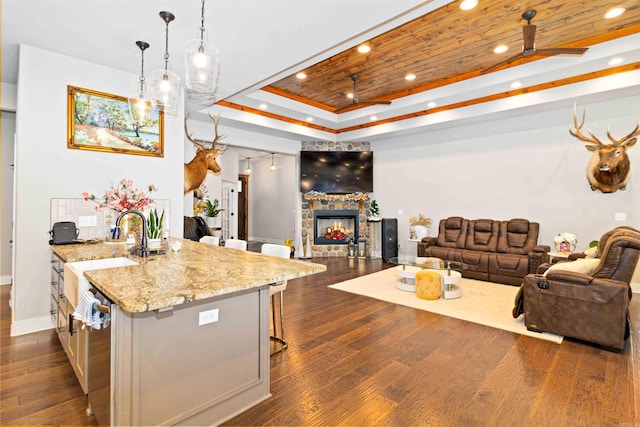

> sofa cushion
[497,219,539,255]
[436,217,468,249]
[465,219,498,252]
[488,253,529,278]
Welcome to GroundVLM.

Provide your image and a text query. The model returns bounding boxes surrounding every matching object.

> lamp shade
[150,69,181,115]
[184,35,220,94]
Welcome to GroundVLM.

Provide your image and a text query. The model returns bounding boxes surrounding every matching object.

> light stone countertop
[52,239,326,313]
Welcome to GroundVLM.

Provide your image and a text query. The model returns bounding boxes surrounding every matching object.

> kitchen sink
[64,258,138,307]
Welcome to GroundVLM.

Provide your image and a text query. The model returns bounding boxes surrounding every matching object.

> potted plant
[409,214,432,240]
[147,208,165,249]
[204,199,224,227]
[368,200,380,220]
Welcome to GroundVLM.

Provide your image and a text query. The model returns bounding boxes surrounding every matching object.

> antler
[606,122,640,145]
[569,104,604,147]
[184,112,228,151]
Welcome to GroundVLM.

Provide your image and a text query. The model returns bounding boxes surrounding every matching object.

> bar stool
[224,238,247,250]
[261,243,291,355]
[199,236,219,246]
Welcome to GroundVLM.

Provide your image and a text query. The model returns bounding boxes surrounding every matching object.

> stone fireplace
[299,140,372,257]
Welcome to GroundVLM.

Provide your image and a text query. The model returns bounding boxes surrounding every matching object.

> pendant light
[129,41,153,123]
[184,0,220,105]
[245,158,252,175]
[270,153,276,172]
[150,11,181,115]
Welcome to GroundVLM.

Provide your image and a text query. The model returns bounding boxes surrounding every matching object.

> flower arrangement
[369,200,380,218]
[554,232,578,252]
[409,214,432,228]
[83,179,157,213]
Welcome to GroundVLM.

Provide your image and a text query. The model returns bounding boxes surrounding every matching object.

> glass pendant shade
[151,11,181,116]
[129,41,153,123]
[184,34,220,94]
[150,69,181,115]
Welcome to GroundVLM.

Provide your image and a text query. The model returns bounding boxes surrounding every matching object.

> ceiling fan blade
[359,100,392,106]
[533,47,588,56]
[482,52,525,73]
[523,24,536,51]
[334,102,358,114]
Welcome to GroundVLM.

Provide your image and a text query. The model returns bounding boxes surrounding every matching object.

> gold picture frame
[67,85,164,157]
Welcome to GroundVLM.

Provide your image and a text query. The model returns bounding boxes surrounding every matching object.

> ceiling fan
[334,74,392,113]
[482,10,588,73]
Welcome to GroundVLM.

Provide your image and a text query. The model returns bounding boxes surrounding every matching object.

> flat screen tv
[300,150,373,193]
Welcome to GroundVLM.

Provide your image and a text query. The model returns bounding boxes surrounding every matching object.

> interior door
[237,174,249,241]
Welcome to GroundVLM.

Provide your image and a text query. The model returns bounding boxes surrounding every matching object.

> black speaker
[381,218,398,262]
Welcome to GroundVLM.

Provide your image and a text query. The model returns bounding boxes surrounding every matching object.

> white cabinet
[50,251,89,393]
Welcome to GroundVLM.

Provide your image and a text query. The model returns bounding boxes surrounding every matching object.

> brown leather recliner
[517,228,640,351]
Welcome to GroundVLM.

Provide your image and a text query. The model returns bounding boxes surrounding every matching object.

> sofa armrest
[417,237,437,257]
[528,249,550,274]
[421,237,437,246]
[532,245,550,253]
[544,270,594,285]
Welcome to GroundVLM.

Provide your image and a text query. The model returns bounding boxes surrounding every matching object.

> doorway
[237,174,249,240]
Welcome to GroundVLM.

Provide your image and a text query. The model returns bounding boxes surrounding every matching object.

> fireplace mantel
[303,192,370,211]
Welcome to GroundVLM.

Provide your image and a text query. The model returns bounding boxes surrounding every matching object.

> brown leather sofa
[417,216,549,285]
[515,227,640,351]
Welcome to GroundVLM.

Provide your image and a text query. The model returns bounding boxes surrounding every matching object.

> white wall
[12,45,185,335]
[372,95,640,288]
[247,155,297,243]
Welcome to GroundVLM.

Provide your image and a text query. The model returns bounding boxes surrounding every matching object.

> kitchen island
[52,239,326,426]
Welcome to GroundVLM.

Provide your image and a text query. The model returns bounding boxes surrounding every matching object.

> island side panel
[113,286,271,426]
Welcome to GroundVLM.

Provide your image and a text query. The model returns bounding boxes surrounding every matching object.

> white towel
[73,291,110,330]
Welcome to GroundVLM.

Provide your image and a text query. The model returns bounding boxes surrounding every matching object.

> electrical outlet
[198,308,219,326]
[397,210,404,216]
[397,242,402,249]
[614,212,626,221]
[78,215,97,227]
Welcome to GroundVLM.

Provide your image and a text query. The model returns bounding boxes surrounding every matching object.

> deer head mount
[569,104,638,193]
[184,112,228,194]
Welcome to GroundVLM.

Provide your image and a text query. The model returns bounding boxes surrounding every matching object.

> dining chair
[199,236,219,246]
[224,239,247,251]
[261,243,291,354]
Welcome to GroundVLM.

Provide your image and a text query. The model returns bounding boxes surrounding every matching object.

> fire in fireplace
[313,209,359,245]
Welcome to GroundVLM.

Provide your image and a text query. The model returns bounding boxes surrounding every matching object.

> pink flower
[84,179,158,213]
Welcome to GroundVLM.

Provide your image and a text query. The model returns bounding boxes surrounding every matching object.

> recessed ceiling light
[347,93,354,100]
[259,103,268,109]
[493,45,509,54]
[459,0,478,11]
[296,72,307,79]
[510,81,522,89]
[427,101,437,108]
[405,73,416,81]
[306,117,314,122]
[608,57,624,66]
[357,45,371,53]
[604,7,625,19]
[370,116,378,121]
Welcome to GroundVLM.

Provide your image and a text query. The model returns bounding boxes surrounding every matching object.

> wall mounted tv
[300,150,373,194]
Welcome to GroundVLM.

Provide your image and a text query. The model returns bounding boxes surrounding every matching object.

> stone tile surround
[300,141,372,257]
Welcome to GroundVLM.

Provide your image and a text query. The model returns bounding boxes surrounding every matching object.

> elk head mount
[184,112,228,194]
[569,104,638,193]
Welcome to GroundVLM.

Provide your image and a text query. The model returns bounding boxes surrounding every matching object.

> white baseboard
[1,275,12,285]
[11,315,54,336]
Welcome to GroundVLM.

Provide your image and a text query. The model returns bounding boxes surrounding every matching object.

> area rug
[328,267,563,343]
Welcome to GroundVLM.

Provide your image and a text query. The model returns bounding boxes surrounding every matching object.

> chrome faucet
[115,210,149,257]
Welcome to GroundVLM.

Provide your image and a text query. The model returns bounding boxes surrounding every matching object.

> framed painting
[67,86,164,157]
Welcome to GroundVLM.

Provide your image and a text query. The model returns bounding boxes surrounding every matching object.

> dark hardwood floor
[1,257,638,426]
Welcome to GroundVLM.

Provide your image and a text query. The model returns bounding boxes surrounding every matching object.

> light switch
[397,210,404,216]
[614,212,626,221]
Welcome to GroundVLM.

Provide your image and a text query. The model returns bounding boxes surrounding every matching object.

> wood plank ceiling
[264,0,640,113]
